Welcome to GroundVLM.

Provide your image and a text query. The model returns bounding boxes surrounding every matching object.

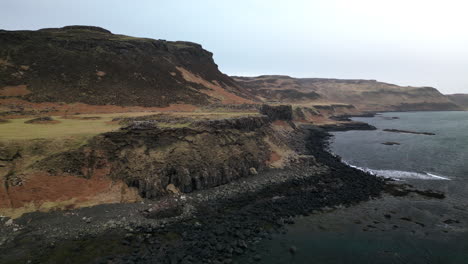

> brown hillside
[447,94,468,110]
[0,26,252,107]
[233,75,460,111]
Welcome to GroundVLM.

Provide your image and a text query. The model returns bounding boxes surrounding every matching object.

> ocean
[245,111,468,264]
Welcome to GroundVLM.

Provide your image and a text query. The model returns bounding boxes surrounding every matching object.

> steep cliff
[0,26,252,107]
[233,75,460,111]
[0,116,298,217]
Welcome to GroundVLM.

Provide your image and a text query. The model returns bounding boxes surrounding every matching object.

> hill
[447,94,468,110]
[233,75,460,111]
[0,26,252,107]
[0,26,461,114]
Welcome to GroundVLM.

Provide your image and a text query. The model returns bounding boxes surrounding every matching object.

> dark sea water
[244,111,468,264]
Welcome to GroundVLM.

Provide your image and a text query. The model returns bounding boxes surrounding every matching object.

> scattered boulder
[166,184,181,195]
[249,167,258,175]
[382,142,401,146]
[289,245,297,255]
[5,219,13,226]
[443,219,461,224]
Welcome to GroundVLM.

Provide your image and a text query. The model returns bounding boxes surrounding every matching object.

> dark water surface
[244,111,468,264]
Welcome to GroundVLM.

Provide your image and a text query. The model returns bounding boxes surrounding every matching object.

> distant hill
[0,26,252,107]
[447,94,468,110]
[233,75,460,111]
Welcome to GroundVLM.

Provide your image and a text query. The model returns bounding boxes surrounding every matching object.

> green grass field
[0,111,260,140]
[0,113,152,140]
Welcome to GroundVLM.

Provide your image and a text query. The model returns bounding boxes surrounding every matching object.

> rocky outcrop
[260,104,293,121]
[319,122,377,131]
[37,116,287,199]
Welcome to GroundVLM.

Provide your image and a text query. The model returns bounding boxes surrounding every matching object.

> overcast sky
[2,0,468,94]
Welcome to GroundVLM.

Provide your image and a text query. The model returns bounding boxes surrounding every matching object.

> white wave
[343,162,450,180]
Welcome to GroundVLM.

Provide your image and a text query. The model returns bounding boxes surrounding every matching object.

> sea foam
[344,162,450,180]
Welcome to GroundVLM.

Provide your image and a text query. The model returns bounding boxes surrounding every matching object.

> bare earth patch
[96,71,106,77]
[0,98,199,118]
[0,85,31,96]
[176,66,254,104]
[0,171,141,219]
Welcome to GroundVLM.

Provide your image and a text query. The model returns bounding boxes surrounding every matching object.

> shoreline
[0,121,445,264]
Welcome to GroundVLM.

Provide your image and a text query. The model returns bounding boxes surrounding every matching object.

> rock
[289,246,297,255]
[5,219,13,226]
[382,142,401,146]
[383,129,435,136]
[166,184,181,195]
[249,167,258,175]
[216,243,225,252]
[234,248,244,255]
[443,219,460,224]
[260,104,293,121]
[320,121,377,131]
[238,240,248,249]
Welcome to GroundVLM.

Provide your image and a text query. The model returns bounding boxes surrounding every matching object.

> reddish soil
[60,116,102,120]
[272,120,290,127]
[176,67,254,105]
[0,85,31,96]
[0,170,140,217]
[0,98,199,119]
[268,151,282,164]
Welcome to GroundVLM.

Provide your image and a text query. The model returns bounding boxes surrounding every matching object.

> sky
[2,0,468,94]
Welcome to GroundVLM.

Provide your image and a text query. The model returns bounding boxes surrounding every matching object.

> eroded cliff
[0,115,297,218]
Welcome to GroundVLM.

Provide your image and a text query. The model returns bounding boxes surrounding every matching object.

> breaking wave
[344,162,450,180]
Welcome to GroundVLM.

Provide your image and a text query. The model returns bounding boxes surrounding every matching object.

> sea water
[245,111,468,264]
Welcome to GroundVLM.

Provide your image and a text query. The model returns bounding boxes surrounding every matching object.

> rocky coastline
[0,120,446,264]
[0,122,391,264]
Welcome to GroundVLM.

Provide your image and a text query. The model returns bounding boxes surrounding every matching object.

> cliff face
[233,75,460,112]
[0,116,298,217]
[447,94,468,110]
[42,117,273,198]
[0,26,251,107]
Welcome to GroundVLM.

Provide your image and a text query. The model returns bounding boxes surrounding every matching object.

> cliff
[0,26,252,107]
[0,115,298,217]
[233,75,460,112]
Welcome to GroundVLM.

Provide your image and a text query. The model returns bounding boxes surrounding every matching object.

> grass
[175,111,260,118]
[0,112,156,140]
[0,111,261,140]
